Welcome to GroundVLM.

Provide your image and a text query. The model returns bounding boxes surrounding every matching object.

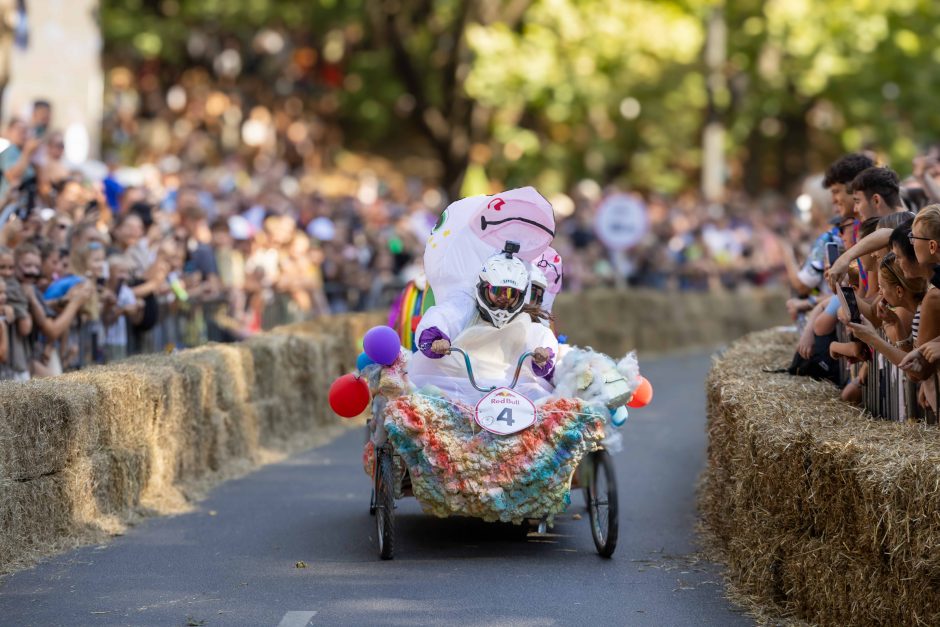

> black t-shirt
[185,242,219,278]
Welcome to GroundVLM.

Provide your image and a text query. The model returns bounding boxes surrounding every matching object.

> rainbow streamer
[390,281,435,351]
[377,392,606,524]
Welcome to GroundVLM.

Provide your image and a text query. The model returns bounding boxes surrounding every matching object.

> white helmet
[476,242,530,328]
[528,266,548,306]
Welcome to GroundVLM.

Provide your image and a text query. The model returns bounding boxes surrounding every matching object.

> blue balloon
[357,352,376,371]
[610,406,628,427]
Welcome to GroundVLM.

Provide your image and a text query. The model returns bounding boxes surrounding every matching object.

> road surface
[0,349,751,626]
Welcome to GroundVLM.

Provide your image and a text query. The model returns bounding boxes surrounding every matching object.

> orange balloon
[627,376,653,408]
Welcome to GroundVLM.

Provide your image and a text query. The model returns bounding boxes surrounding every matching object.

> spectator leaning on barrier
[0,244,32,380]
[899,206,940,411]
[828,153,878,289]
[788,153,875,372]
[17,242,92,377]
[848,251,924,367]
[0,275,13,375]
[851,166,912,231]
[102,254,143,362]
[827,217,884,403]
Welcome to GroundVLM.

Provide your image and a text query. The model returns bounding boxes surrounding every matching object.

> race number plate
[475,387,537,435]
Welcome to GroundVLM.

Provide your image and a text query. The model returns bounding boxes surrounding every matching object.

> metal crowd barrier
[64,292,319,370]
[838,322,938,424]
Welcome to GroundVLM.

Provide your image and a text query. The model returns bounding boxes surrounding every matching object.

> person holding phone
[847,253,923,366]
[101,254,142,362]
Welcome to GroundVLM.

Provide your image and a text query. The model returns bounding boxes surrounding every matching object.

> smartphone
[826,242,840,268]
[839,285,862,324]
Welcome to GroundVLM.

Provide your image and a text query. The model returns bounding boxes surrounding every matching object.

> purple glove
[419,327,450,359]
[532,347,555,379]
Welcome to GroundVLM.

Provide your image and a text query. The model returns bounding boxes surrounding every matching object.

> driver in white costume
[410,244,558,404]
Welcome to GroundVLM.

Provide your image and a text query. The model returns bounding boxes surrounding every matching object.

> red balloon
[329,373,371,418]
[627,376,653,408]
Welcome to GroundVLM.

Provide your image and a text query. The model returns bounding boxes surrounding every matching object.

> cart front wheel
[375,449,396,560]
[586,450,619,558]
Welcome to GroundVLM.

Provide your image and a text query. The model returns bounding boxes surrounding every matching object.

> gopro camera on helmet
[502,241,521,258]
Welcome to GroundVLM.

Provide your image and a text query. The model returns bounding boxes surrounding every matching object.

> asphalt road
[0,349,752,627]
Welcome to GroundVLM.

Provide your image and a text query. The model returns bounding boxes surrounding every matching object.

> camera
[15,176,39,221]
[502,241,521,257]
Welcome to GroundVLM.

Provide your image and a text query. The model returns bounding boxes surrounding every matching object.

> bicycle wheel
[375,449,396,560]
[586,450,619,558]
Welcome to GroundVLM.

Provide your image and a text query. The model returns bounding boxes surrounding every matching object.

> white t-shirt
[105,284,138,347]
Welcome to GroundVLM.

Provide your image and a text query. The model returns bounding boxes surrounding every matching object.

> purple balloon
[363,325,401,366]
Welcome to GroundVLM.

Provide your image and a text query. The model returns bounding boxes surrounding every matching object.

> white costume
[408,313,559,405]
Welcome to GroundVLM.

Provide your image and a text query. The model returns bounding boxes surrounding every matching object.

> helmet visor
[482,284,525,311]
[530,285,545,305]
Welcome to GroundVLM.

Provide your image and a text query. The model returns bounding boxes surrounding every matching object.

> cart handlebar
[418,343,533,393]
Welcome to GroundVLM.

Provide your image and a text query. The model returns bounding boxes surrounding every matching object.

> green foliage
[101,0,940,193]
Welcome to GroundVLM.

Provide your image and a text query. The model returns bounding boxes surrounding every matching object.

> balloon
[329,373,371,418]
[627,376,653,408]
[363,325,401,366]
[610,406,629,427]
[356,352,376,372]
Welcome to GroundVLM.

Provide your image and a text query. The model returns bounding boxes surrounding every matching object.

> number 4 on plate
[475,388,536,435]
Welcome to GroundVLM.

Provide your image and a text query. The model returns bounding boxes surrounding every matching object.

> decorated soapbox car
[325,188,652,560]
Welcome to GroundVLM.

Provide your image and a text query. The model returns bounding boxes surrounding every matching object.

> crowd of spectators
[0,83,876,381]
[782,148,940,420]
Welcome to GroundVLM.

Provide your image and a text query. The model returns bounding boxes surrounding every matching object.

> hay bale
[0,474,72,571]
[0,380,99,481]
[176,344,260,464]
[91,447,150,515]
[702,328,940,625]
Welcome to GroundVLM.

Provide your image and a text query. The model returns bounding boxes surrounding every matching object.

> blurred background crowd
[2,0,940,379]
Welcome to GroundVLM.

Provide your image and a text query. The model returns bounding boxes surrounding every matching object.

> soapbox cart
[364,348,618,560]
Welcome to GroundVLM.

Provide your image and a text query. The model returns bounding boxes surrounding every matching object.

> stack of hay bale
[553,288,786,355]
[702,329,940,625]
[0,312,382,574]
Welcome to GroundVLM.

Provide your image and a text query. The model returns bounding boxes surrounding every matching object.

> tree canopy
[101,0,940,196]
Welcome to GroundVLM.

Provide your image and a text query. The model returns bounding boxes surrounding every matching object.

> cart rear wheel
[586,450,619,558]
[375,449,395,560]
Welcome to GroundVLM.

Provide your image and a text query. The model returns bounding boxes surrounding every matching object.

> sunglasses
[909,232,932,244]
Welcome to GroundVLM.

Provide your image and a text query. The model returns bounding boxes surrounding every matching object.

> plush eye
[431,209,448,233]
